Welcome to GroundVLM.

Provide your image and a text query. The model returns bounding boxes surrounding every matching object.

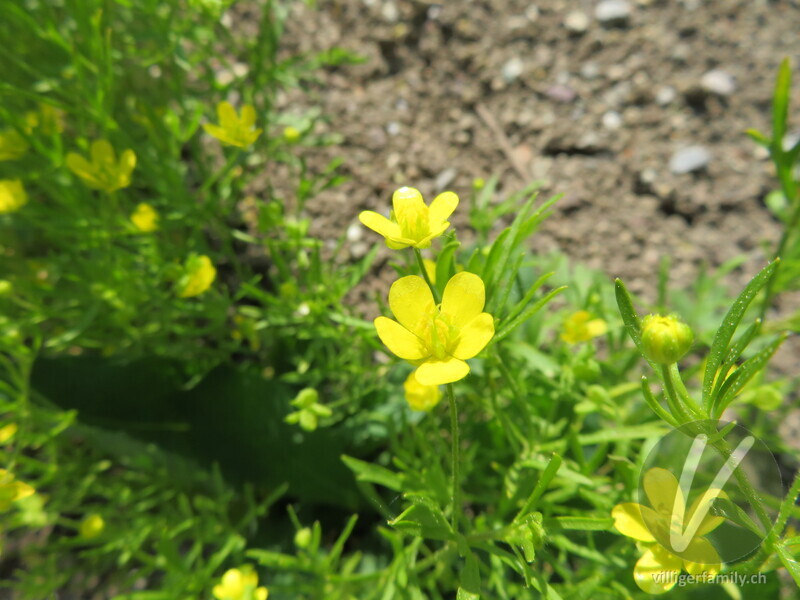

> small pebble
[701,69,736,96]
[346,223,362,243]
[669,146,711,174]
[502,57,524,83]
[602,111,623,130]
[655,86,677,106]
[595,0,632,26]
[580,62,601,80]
[545,84,577,103]
[564,11,590,33]
[386,121,401,136]
[435,167,458,191]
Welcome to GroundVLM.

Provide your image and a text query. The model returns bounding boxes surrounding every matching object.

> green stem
[200,148,242,195]
[660,365,695,425]
[447,384,461,534]
[668,363,705,418]
[414,248,440,303]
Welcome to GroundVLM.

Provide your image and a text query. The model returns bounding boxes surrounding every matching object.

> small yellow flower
[66,139,136,193]
[375,272,494,385]
[560,310,608,344]
[213,566,268,600]
[0,179,27,214]
[130,202,159,232]
[31,104,65,135]
[0,469,35,512]
[178,254,216,298]
[403,372,442,411]
[612,467,726,594]
[0,423,17,443]
[359,187,458,250]
[203,101,263,148]
[79,514,105,539]
[0,129,29,161]
[282,126,301,143]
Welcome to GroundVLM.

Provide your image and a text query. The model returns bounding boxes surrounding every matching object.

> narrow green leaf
[516,453,563,520]
[614,279,660,375]
[457,551,481,600]
[326,514,358,568]
[709,319,762,402]
[703,260,779,410]
[776,543,800,587]
[714,334,786,417]
[548,516,615,531]
[710,497,765,537]
[341,455,403,491]
[493,286,566,343]
[772,58,792,146]
[745,128,770,148]
[435,240,460,294]
[501,272,554,326]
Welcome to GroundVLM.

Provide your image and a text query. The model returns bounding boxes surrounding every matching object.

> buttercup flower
[0,469,35,512]
[403,371,442,411]
[0,179,27,214]
[561,310,608,344]
[66,139,136,193]
[0,129,29,161]
[213,566,268,600]
[283,126,301,143]
[203,101,262,148]
[178,254,216,298]
[0,423,17,444]
[359,187,458,249]
[130,202,159,232]
[375,272,494,385]
[641,314,694,364]
[612,467,726,594]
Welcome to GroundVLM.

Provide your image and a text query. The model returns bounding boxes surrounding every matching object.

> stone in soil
[701,69,737,97]
[595,0,632,26]
[669,146,712,174]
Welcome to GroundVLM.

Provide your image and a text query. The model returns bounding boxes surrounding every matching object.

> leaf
[710,497,765,537]
[436,240,460,295]
[493,286,567,344]
[614,279,659,376]
[776,543,800,587]
[516,453,562,520]
[548,516,615,531]
[389,498,453,541]
[746,128,770,148]
[772,58,791,146]
[457,551,481,600]
[713,334,787,417]
[702,260,779,411]
[341,455,403,491]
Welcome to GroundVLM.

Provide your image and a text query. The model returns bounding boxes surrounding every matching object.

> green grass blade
[772,58,791,146]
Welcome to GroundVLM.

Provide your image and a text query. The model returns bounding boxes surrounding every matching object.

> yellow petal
[686,488,728,536]
[359,210,401,240]
[415,356,469,385]
[428,191,458,225]
[611,503,657,542]
[240,104,257,128]
[634,545,681,594]
[451,312,494,359]
[388,276,435,336]
[91,139,115,167]
[440,272,486,326]
[203,123,236,146]
[66,152,96,180]
[374,317,427,360]
[392,186,425,217]
[217,101,238,128]
[644,467,684,516]
[585,318,608,338]
[682,536,721,576]
[404,371,442,411]
[119,149,137,178]
[255,588,269,600]
[386,237,413,250]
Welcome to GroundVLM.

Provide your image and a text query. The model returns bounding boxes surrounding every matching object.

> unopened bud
[641,315,693,364]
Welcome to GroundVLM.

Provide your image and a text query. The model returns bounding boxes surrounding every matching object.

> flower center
[424,310,457,360]
[396,200,430,241]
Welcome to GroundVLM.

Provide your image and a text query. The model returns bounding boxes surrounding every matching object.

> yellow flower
[0,179,27,214]
[560,310,608,344]
[29,104,65,135]
[79,514,105,539]
[178,254,216,298]
[282,126,301,143]
[0,469,35,512]
[403,372,442,411]
[130,202,159,232]
[203,101,262,148]
[213,566,268,600]
[612,467,726,594]
[375,272,494,385]
[359,187,458,250]
[66,139,136,193]
[0,423,17,443]
[0,128,29,161]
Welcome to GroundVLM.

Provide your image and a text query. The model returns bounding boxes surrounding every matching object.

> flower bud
[294,527,312,549]
[80,514,105,539]
[640,315,693,364]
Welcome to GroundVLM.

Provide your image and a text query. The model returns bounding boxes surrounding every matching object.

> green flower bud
[641,315,694,364]
[294,527,312,549]
[80,514,105,539]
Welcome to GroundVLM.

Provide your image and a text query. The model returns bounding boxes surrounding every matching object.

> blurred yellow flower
[66,139,136,193]
[178,255,216,298]
[0,179,27,214]
[359,187,458,250]
[0,423,17,444]
[0,469,35,512]
[130,202,159,232]
[282,126,301,143]
[213,566,268,600]
[0,129,29,161]
[25,104,65,135]
[560,310,607,344]
[203,101,262,148]
[403,372,442,411]
[79,514,105,539]
[612,467,725,594]
[375,272,494,385]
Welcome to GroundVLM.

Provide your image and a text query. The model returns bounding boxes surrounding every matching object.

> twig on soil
[475,102,530,181]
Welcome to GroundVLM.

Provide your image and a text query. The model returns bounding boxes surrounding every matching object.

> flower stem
[447,383,461,534]
[414,248,440,303]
